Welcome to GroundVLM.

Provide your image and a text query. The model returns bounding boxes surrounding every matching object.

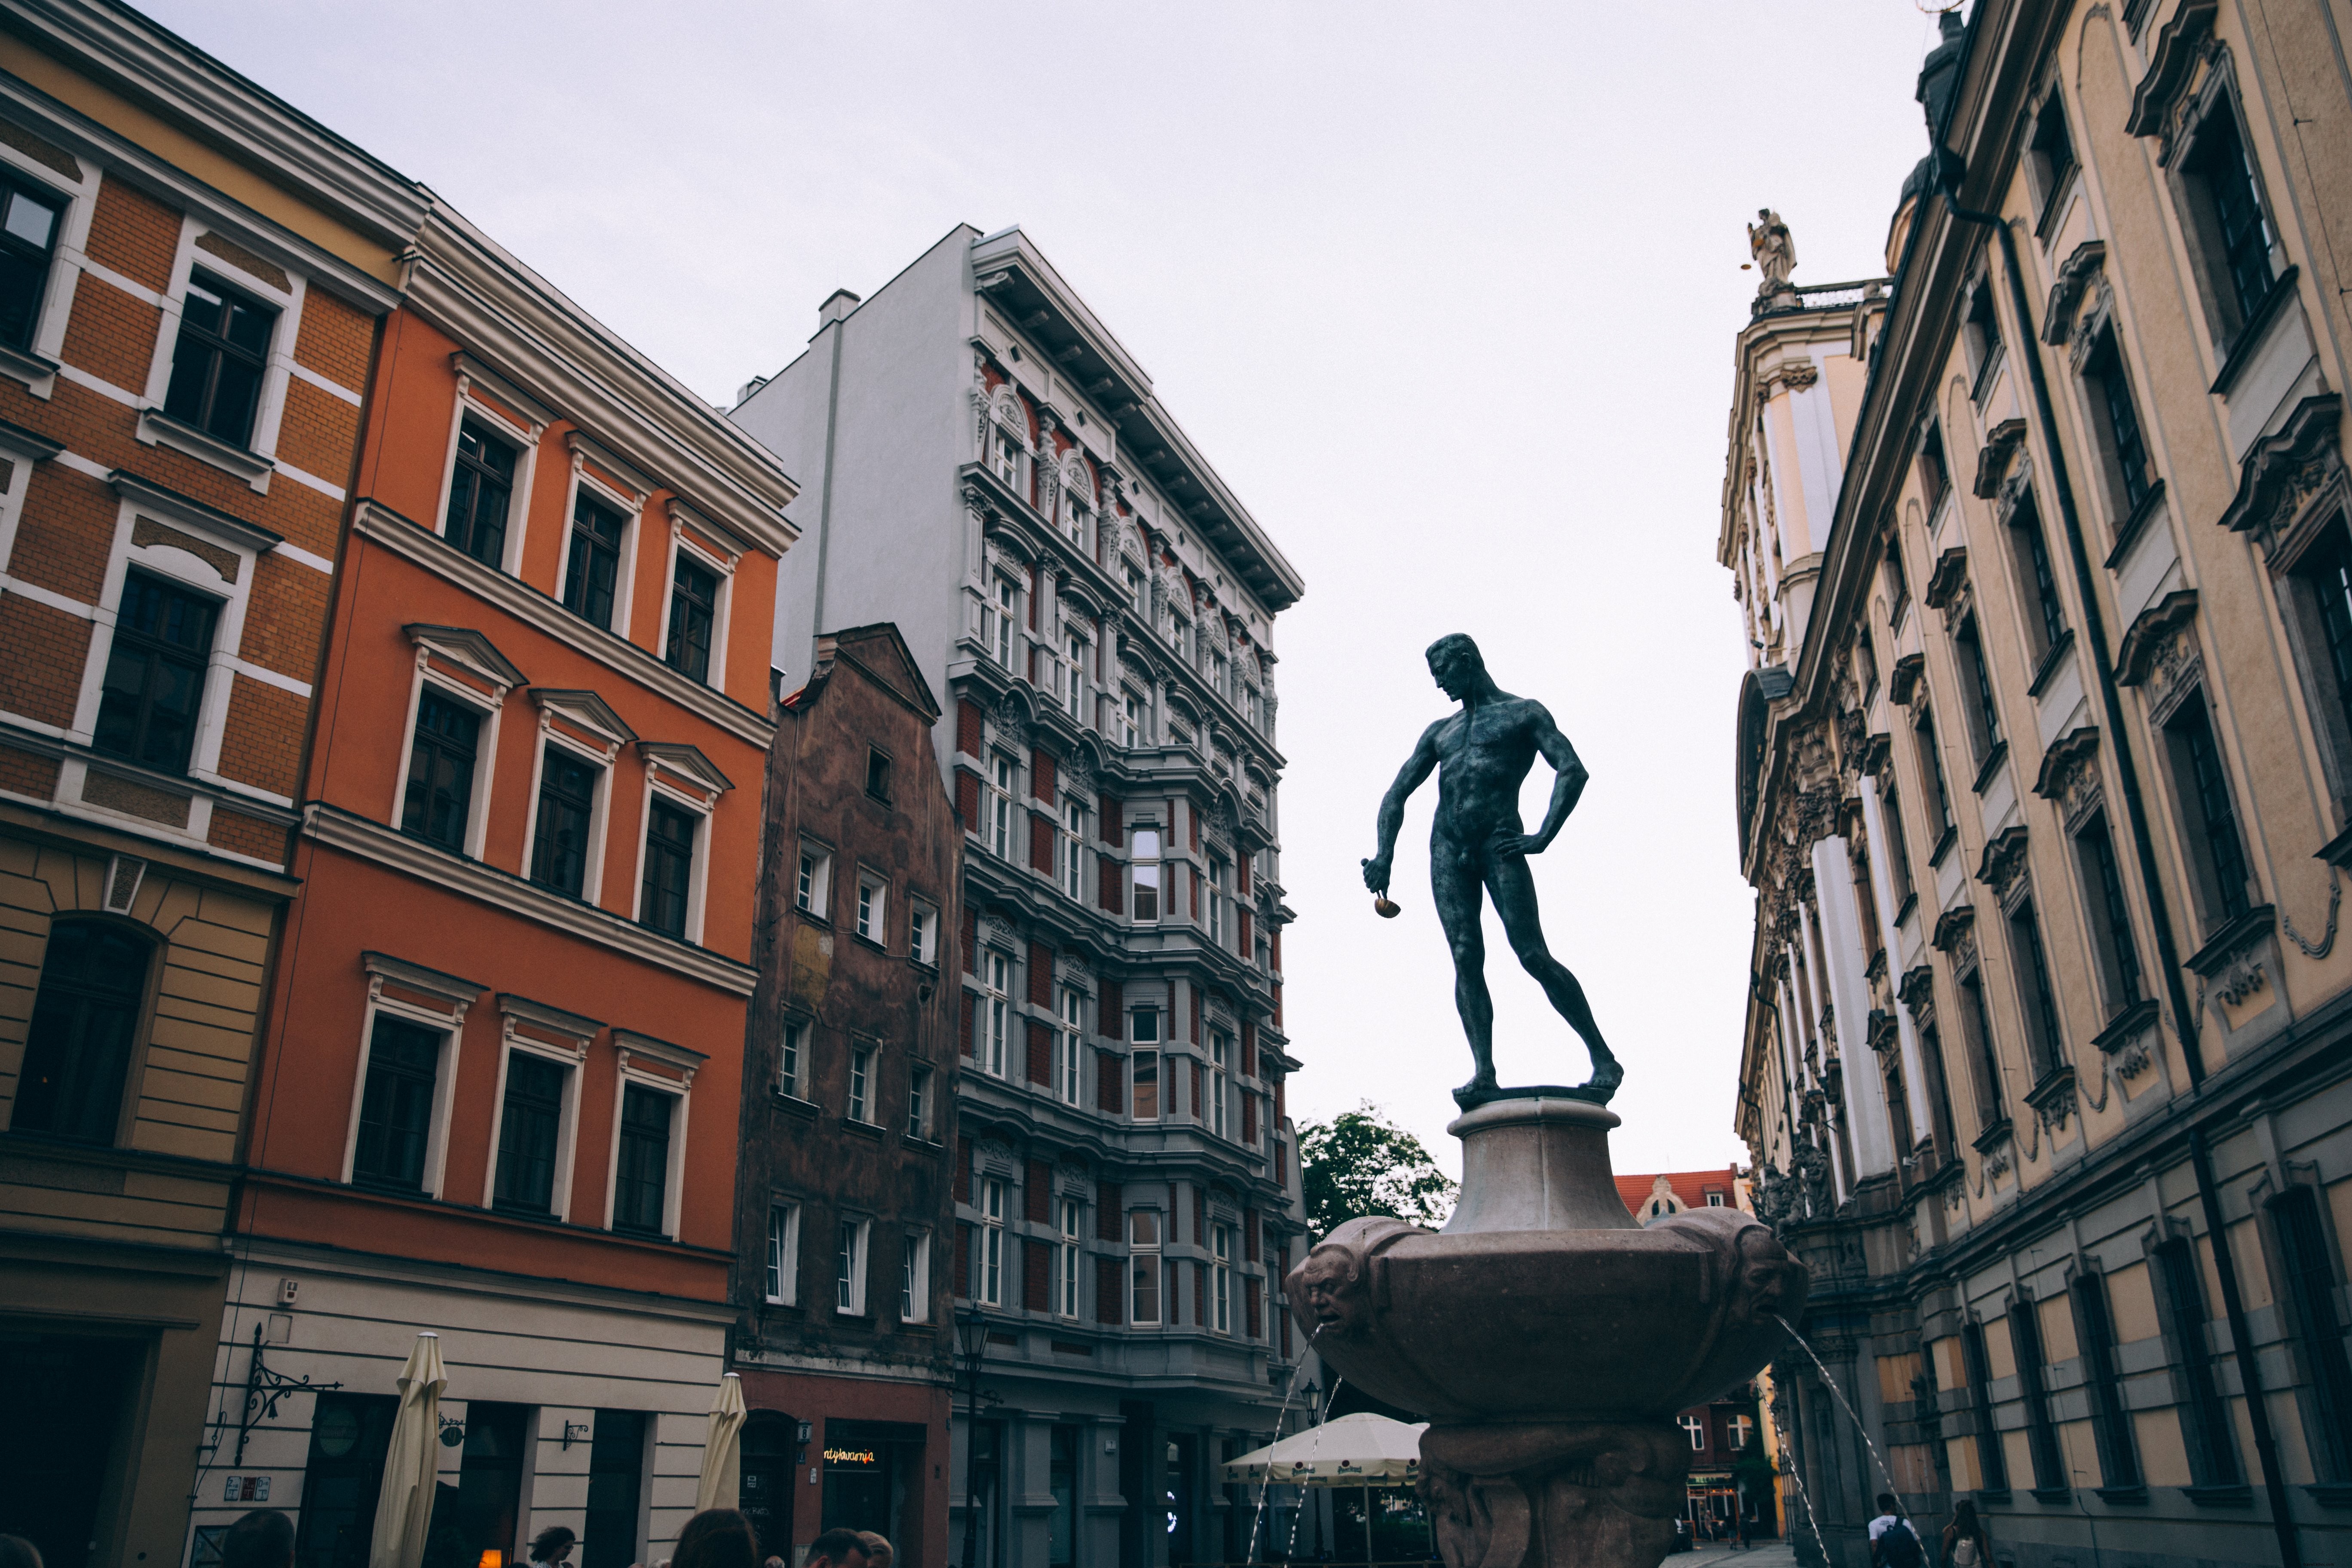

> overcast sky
[148,0,1951,1179]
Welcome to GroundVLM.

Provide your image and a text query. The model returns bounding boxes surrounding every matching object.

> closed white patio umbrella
[695,1371,747,1511]
[368,1332,447,1568]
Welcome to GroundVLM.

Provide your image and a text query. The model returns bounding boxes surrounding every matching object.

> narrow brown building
[732,623,961,1566]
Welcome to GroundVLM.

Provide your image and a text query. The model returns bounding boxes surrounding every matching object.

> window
[2155,1237,2240,1485]
[1057,986,1083,1108]
[1208,1031,1231,1139]
[2083,331,2154,520]
[444,420,517,569]
[2073,1273,2141,1487]
[910,901,938,965]
[1955,616,2003,765]
[1064,496,1090,549]
[640,799,697,939]
[982,952,1010,1078]
[1957,968,2005,1125]
[2180,102,2278,343]
[162,272,275,447]
[1963,279,2005,399]
[2007,1297,2067,1490]
[1679,1416,1706,1452]
[848,1045,874,1123]
[1211,650,1229,698]
[1121,692,1143,749]
[980,1177,1005,1306]
[765,1203,800,1304]
[1131,827,1162,922]
[2075,813,2144,1014]
[665,556,720,684]
[1130,1210,1162,1325]
[2009,496,2067,662]
[612,1084,674,1236]
[1884,536,1912,629]
[0,171,61,349]
[865,747,892,802]
[530,746,598,898]
[1132,1008,1162,1121]
[1707,1192,1727,1207]
[492,1051,565,1216]
[1212,1222,1232,1333]
[401,690,481,854]
[987,756,1014,859]
[2006,897,2066,1078]
[907,1063,932,1140]
[837,1216,870,1314]
[2272,1187,2352,1481]
[1062,631,1086,717]
[1917,422,1951,520]
[1728,1415,1755,1451]
[563,493,625,631]
[2291,524,2352,797]
[352,1014,441,1192]
[1880,781,1916,910]
[582,1409,645,1568]
[95,571,218,774]
[10,921,149,1143]
[2027,93,2077,227]
[991,420,1022,487]
[1061,799,1084,901]
[1053,1197,1081,1318]
[778,1019,805,1099]
[2165,697,2252,928]
[1916,704,1956,849]
[796,843,833,918]
[903,1231,931,1323]
[1207,858,1226,946]
[985,577,1017,667]
[1962,1320,2011,1491]
[855,874,886,943]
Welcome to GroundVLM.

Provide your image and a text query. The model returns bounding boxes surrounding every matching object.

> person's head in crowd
[853,1534,892,1568]
[224,1511,296,1568]
[529,1528,577,1566]
[671,1510,759,1568]
[0,1535,46,1568]
[804,1528,870,1568]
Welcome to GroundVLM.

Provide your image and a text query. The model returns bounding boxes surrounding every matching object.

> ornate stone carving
[2212,949,2267,1008]
[1421,1424,1688,1568]
[1984,1142,2012,1181]
[2217,394,2343,557]
[1923,547,1970,610]
[2032,726,2104,833]
[1972,418,2029,498]
[2116,590,2201,711]
[2040,241,2108,346]
[1977,825,2032,901]
[2125,0,2223,165]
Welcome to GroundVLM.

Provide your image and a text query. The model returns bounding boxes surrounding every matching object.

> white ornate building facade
[1725,6,2352,1568]
[731,225,1307,1568]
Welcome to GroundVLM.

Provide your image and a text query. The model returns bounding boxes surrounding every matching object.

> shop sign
[824,1447,878,1467]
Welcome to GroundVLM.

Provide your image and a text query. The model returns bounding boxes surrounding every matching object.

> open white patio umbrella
[695,1372,747,1511]
[1220,1412,1428,1485]
[368,1332,447,1568]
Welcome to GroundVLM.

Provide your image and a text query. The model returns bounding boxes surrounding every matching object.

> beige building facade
[1723,6,2352,1568]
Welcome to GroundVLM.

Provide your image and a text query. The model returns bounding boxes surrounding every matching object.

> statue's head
[1425,634,1485,699]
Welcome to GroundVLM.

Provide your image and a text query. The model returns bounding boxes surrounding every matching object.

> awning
[1220,1412,1427,1487]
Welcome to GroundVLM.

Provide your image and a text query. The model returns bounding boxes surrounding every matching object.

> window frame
[555,434,649,637]
[837,1214,872,1315]
[1212,1222,1233,1334]
[632,780,710,944]
[986,755,1015,860]
[482,1029,584,1222]
[432,362,547,578]
[1057,986,1084,1108]
[980,1176,1007,1307]
[338,964,471,1200]
[766,1200,802,1305]
[391,641,511,863]
[778,1016,807,1101]
[1053,1195,1081,1320]
[981,950,1011,1079]
[0,161,67,357]
[2163,691,2254,933]
[2169,72,2285,355]
[658,533,732,689]
[854,871,888,946]
[7,917,155,1147]
[1129,1208,1163,1326]
[907,1062,933,1141]
[796,841,834,920]
[903,1229,932,1323]
[91,567,222,778]
[160,266,280,453]
[522,729,612,903]
[848,1043,876,1124]
[604,1060,690,1241]
[1060,798,1085,902]
[1131,824,1163,923]
[1208,1029,1231,1139]
[1131,1007,1162,1122]
[2026,89,2080,236]
[910,899,939,966]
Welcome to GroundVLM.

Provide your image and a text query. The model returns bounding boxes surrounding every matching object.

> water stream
[1283,1373,1348,1561]
[1774,1425,1835,1568]
[1772,1312,1910,1510]
[1243,1332,1317,1564]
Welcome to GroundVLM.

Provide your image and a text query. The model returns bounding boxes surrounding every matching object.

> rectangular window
[2073,1273,2142,1488]
[910,901,938,965]
[401,690,481,853]
[444,419,516,570]
[530,745,598,898]
[988,756,1014,859]
[1955,616,2003,764]
[796,844,832,918]
[1883,536,1912,629]
[2086,331,2155,518]
[1207,858,1226,945]
[837,1216,870,1314]
[1061,799,1085,901]
[1131,826,1162,922]
[665,556,719,684]
[1962,1320,2011,1492]
[492,1050,564,1216]
[1957,968,2005,1125]
[1964,282,2005,400]
[1064,498,1089,549]
[1918,422,1951,519]
[1121,692,1143,749]
[983,953,1010,1078]
[855,875,885,943]
[640,799,696,939]
[980,1177,1005,1306]
[2165,697,2252,929]
[991,422,1021,486]
[2183,104,2278,339]
[903,1230,931,1323]
[1063,631,1086,717]
[1212,1223,1232,1333]
[582,1409,645,1568]
[1880,781,1916,910]
[0,171,61,350]
[2028,94,2077,226]
[907,1063,931,1140]
[766,1202,800,1305]
[1058,987,1083,1107]
[2009,496,2067,661]
[564,493,625,631]
[986,577,1017,668]
[778,1018,804,1099]
[2155,1238,2239,1485]
[352,1014,441,1192]
[2273,1187,2352,1481]
[2075,813,2144,1013]
[612,1083,674,1237]
[1917,704,1956,846]
[1133,1007,1161,1120]
[95,571,218,775]
[1054,1197,1081,1318]
[1130,1210,1162,1325]
[163,272,275,447]
[865,747,892,801]
[2298,525,2352,792]
[1209,1032,1230,1139]
[2006,897,2065,1079]
[2009,1297,2067,1490]
[12,921,148,1144]
[848,1044,873,1124]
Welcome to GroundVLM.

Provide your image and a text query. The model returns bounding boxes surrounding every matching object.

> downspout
[807,313,847,675]
[1939,175,2300,1568]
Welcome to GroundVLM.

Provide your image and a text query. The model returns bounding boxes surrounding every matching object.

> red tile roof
[1616,1167,1743,1219]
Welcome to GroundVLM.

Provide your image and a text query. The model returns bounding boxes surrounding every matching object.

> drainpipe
[1939,177,2301,1568]
[807,291,856,674]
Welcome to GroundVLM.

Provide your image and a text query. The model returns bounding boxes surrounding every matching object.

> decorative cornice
[2114,589,2200,687]
[1923,546,1969,609]
[407,622,527,692]
[362,949,486,1012]
[2040,242,2108,346]
[2217,394,2343,550]
[1971,419,2029,499]
[2031,725,2100,801]
[1932,901,1978,953]
[1977,824,2031,895]
[111,469,282,554]
[1889,653,1926,707]
[2126,0,2220,146]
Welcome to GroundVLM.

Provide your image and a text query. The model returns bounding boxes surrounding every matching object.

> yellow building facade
[1724,5,2352,1568]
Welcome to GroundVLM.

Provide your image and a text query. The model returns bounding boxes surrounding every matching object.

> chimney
[734,376,769,406]
[818,289,861,331]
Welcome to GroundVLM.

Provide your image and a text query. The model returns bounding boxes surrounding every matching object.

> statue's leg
[1431,834,1496,1094]
[1486,854,1621,1091]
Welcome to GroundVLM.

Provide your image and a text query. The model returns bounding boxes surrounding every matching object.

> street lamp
[958,1305,989,1568]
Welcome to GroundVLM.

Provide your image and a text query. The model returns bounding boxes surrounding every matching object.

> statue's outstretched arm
[1363,729,1439,894]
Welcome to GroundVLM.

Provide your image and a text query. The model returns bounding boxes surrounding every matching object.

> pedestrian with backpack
[1869,1494,1927,1568]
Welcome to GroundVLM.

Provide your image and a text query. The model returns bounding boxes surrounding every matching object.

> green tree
[1298,1102,1457,1236]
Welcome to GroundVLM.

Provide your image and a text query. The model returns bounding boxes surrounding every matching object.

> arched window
[12,919,152,1142]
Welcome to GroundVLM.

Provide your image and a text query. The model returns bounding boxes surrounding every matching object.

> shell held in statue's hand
[1373,895,1400,919]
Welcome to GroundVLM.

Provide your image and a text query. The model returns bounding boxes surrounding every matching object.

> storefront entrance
[821,1420,924,1545]
[0,1334,141,1568]
[741,1413,798,1563]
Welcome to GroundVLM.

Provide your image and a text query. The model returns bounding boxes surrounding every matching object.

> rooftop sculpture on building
[1747,207,1798,297]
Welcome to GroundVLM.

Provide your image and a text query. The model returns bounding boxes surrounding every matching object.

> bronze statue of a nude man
[1361,634,1621,1107]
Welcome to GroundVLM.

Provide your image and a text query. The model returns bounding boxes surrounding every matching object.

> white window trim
[656,509,739,692]
[837,1214,872,1315]
[556,430,651,640]
[980,1176,1006,1306]
[986,755,1015,860]
[340,954,482,1198]
[628,765,717,945]
[903,1228,932,1323]
[848,1042,876,1124]
[391,637,515,863]
[855,871,888,944]
[778,1016,808,1100]
[0,137,98,401]
[478,996,594,1221]
[983,952,1011,1078]
[766,1200,802,1305]
[131,215,303,493]
[1054,1196,1081,1319]
[1213,1224,1233,1334]
[1057,987,1083,1108]
[910,900,940,965]
[433,355,549,579]
[518,690,633,899]
[796,841,835,919]
[1130,1208,1163,1326]
[603,1035,698,1239]
[907,1062,932,1140]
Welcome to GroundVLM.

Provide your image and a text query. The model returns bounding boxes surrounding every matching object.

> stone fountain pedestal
[1287,1097,1807,1568]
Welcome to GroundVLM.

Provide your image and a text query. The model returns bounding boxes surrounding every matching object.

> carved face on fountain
[1732,1222,1804,1326]
[1298,1244,1369,1335]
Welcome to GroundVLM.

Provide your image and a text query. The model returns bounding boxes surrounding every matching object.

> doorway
[740,1413,797,1564]
[299,1393,401,1568]
[0,1334,141,1568]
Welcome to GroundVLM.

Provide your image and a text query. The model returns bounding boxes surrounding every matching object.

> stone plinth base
[1421,1421,1689,1568]
[1443,1097,1636,1234]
